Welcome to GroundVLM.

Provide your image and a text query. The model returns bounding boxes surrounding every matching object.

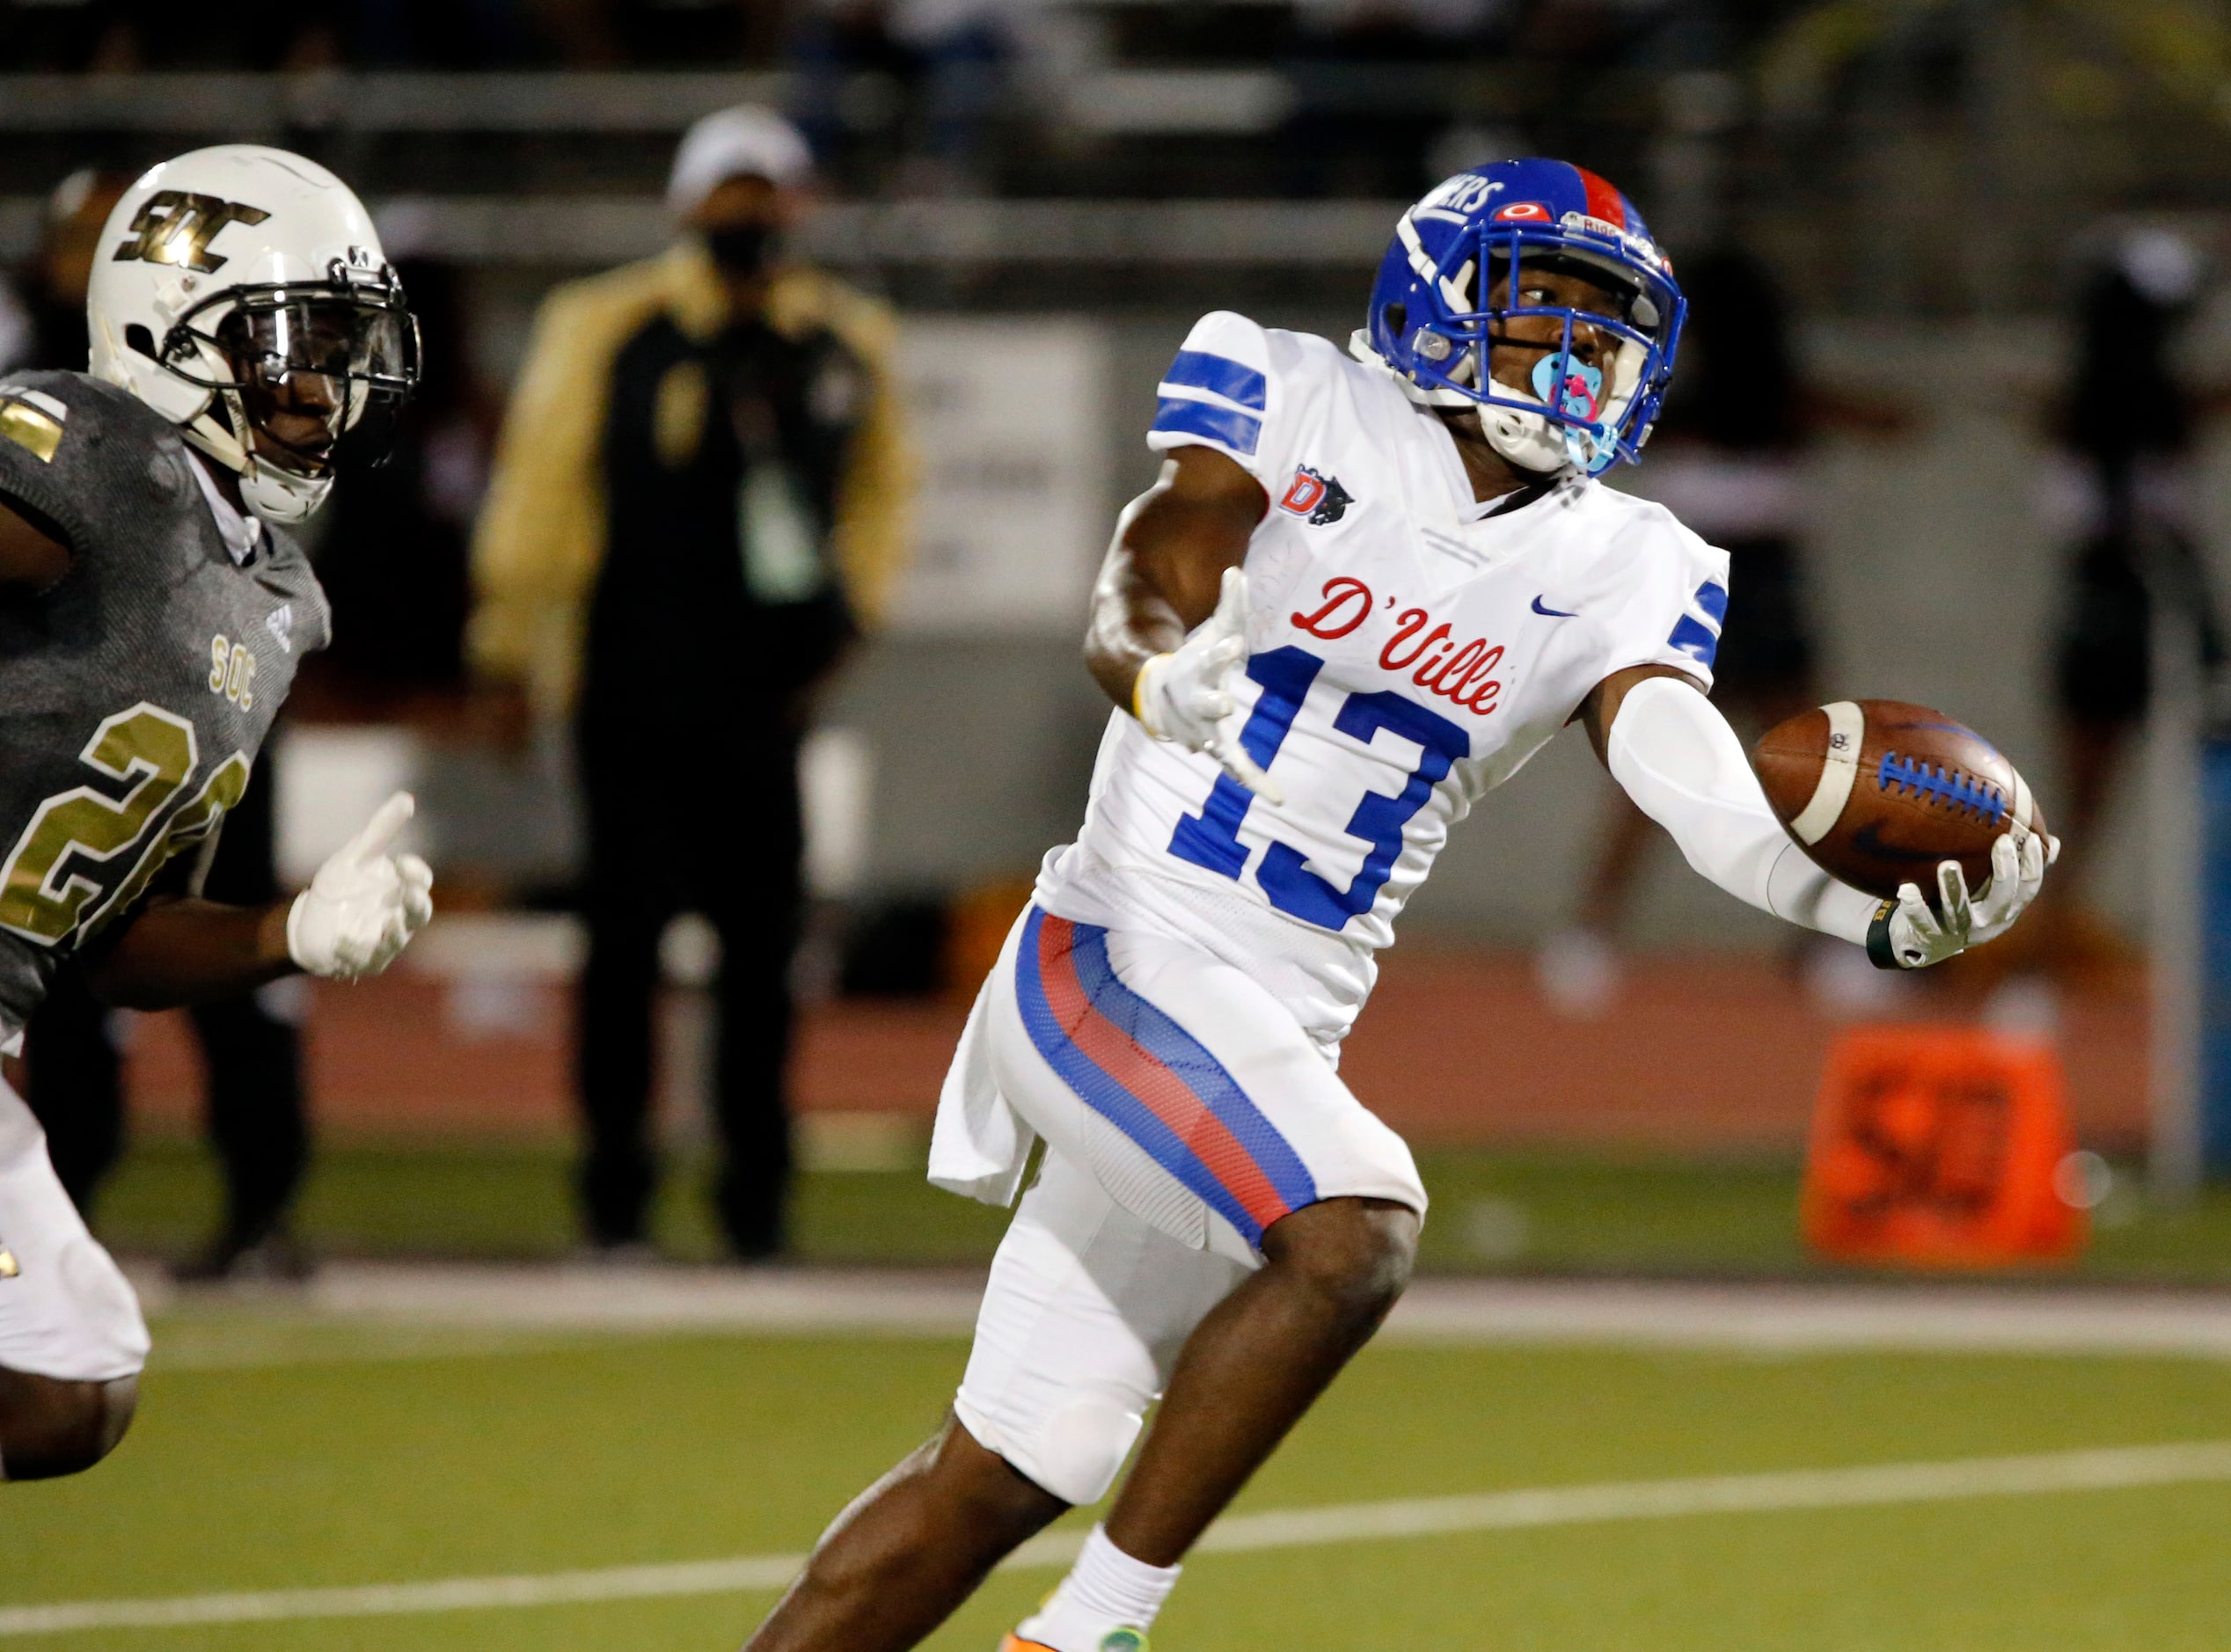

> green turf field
[88,1135,2231,1281]
[8,1319,2231,1649]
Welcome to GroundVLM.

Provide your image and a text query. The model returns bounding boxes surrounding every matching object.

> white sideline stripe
[7,1441,2231,1638]
[1384,1278,2231,1360]
[1174,1439,2231,1554]
[131,1267,2231,1363]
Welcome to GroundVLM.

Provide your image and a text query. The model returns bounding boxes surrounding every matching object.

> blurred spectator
[471,105,914,1260]
[2037,228,2222,973]
[791,0,1027,194]
[1539,245,1904,1012]
[0,170,122,376]
[791,0,912,181]
[4,169,313,1281]
[1284,0,1511,195]
[298,252,493,717]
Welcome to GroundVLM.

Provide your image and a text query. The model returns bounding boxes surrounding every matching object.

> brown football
[1752,699,2049,903]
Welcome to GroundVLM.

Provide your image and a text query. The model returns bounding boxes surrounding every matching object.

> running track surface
[115,944,2149,1151]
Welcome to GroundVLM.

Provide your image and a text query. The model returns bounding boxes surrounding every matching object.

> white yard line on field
[1386,1277,2231,1359]
[6,1440,2231,1637]
[134,1263,2231,1365]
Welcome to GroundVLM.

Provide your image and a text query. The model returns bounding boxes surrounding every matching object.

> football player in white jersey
[736,159,2050,1652]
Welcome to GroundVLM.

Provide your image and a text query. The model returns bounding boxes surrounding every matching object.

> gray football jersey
[0,369,329,1038]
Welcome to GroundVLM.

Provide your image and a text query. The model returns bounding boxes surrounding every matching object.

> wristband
[1865,900,1901,970]
[1131,654,1172,734]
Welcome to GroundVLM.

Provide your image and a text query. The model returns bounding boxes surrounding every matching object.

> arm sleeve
[1145,311,1284,486]
[1606,675,1878,946]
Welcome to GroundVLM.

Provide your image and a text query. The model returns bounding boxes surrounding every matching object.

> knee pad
[1033,1396,1145,1507]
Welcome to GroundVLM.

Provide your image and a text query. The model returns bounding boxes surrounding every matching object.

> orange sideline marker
[1801,1025,2086,1268]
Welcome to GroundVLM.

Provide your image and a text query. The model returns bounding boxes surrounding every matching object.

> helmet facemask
[157,260,419,523]
[1368,194,1684,478]
[1415,240,1672,477]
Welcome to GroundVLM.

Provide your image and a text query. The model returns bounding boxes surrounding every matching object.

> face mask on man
[705,221,779,276]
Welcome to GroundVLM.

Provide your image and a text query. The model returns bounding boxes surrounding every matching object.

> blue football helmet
[1353,157,1686,477]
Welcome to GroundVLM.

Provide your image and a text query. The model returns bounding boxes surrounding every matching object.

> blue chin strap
[1529,352,1617,474]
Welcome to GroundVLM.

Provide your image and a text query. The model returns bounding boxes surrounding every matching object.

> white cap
[2117,227,2203,307]
[48,167,104,223]
[667,106,813,216]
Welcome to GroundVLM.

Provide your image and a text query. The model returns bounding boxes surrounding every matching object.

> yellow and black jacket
[469,241,914,720]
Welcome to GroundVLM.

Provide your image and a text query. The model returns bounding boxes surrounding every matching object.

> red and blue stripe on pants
[1014,907,1319,1247]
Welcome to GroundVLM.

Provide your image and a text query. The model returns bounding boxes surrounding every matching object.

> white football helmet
[87,145,418,524]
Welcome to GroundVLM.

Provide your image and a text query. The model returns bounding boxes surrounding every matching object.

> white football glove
[1870,829,2057,969]
[287,792,435,981]
[1132,566,1284,804]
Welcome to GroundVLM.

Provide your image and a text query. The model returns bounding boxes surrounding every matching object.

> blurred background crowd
[4,0,2230,1276]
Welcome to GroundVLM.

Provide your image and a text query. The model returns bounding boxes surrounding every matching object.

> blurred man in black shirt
[472,106,913,1259]
[2042,230,2220,971]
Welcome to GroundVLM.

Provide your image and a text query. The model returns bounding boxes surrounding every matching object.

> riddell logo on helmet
[1561,211,1628,240]
[1558,211,1668,272]
[113,191,271,275]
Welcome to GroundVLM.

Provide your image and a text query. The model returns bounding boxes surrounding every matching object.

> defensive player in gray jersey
[0,146,435,1481]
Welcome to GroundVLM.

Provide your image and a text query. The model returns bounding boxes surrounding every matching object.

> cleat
[998,1633,1147,1652]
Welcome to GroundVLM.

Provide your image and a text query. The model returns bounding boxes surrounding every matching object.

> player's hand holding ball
[287,791,435,981]
[1874,829,2052,969]
[1133,565,1284,804]
[1752,699,2060,969]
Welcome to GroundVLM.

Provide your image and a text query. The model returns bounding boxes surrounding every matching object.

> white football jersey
[1035,311,1730,1052]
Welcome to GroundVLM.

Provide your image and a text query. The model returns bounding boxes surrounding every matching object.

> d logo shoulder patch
[1278,464,1354,526]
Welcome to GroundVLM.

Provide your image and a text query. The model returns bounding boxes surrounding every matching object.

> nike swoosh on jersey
[1531,596,1578,617]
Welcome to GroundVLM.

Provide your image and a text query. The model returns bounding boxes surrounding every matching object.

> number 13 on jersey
[1167,647,1469,932]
